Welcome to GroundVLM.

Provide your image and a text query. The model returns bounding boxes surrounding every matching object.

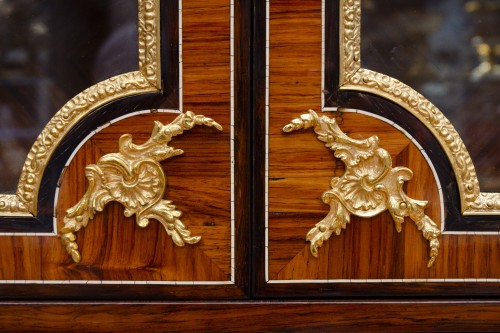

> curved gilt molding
[284,110,441,268]
[338,0,500,215]
[468,193,500,215]
[344,69,481,211]
[0,195,29,216]
[0,0,161,217]
[60,111,223,263]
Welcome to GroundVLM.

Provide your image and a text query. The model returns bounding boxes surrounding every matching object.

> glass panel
[362,0,500,192]
[0,0,137,193]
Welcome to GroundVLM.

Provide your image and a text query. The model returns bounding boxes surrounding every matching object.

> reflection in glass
[0,0,137,193]
[362,0,500,191]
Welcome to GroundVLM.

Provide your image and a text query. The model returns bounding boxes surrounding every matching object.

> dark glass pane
[362,0,500,192]
[0,0,138,193]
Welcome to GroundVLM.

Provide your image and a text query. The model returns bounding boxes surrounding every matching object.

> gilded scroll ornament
[283,110,441,267]
[60,111,222,263]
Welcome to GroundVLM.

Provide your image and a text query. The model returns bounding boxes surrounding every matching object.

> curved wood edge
[0,300,498,332]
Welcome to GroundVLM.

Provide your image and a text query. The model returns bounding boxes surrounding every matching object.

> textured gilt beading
[338,0,499,215]
[284,110,441,268]
[0,0,161,217]
[467,193,500,215]
[340,0,361,82]
[344,69,481,210]
[17,73,153,214]
[0,194,29,216]
[60,111,223,263]
[138,0,161,88]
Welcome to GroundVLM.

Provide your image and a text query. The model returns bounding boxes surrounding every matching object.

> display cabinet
[0,0,498,331]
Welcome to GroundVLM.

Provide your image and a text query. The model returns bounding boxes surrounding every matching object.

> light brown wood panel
[183,0,231,121]
[180,0,232,280]
[268,126,439,280]
[56,114,230,281]
[269,0,322,116]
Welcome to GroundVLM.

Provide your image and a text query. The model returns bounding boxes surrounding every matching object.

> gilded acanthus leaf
[284,110,441,268]
[60,111,222,263]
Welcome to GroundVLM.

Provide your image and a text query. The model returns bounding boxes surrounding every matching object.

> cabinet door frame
[252,0,500,298]
[0,0,252,300]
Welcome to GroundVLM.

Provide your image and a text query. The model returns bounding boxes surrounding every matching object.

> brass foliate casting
[283,110,441,268]
[60,111,222,263]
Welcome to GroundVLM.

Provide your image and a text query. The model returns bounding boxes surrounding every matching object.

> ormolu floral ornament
[60,111,222,263]
[283,110,441,268]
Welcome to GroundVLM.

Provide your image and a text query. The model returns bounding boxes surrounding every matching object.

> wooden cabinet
[0,0,498,330]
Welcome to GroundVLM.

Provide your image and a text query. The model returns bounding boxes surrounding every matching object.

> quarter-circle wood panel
[54,111,231,282]
[268,112,445,280]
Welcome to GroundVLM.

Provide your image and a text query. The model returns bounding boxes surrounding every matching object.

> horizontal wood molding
[0,300,499,332]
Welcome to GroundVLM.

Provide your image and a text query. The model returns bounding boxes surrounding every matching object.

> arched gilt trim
[0,0,161,216]
[338,0,499,215]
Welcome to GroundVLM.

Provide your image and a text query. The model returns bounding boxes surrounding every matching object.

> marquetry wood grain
[183,0,231,122]
[269,0,323,115]
[56,113,230,281]
[267,0,500,281]
[269,113,446,280]
[181,0,233,279]
[0,301,499,332]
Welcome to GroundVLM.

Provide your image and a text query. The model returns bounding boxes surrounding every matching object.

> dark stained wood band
[0,300,499,332]
[251,0,268,298]
[233,0,253,294]
[159,0,180,109]
[324,0,340,107]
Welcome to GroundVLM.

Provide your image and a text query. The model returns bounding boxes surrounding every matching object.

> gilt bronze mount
[284,110,441,268]
[60,111,222,262]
